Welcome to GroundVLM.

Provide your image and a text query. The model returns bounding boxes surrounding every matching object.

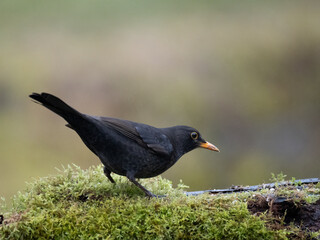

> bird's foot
[126,173,166,198]
[148,194,166,198]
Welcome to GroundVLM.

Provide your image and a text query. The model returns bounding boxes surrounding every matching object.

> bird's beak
[199,141,220,152]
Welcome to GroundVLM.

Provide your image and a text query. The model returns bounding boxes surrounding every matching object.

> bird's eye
[191,132,198,140]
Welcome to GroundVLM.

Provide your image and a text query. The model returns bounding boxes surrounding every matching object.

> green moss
[0,165,315,239]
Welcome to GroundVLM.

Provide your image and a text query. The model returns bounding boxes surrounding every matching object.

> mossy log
[1,165,319,239]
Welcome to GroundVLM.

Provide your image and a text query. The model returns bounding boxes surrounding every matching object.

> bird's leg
[126,173,154,198]
[103,166,115,183]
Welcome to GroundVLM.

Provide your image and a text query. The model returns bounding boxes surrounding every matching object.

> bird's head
[164,126,219,159]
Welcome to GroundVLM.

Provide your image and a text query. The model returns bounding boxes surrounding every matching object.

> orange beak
[199,141,220,152]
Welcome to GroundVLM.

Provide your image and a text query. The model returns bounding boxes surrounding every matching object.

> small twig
[185,178,319,196]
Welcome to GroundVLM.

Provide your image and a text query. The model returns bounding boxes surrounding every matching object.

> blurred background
[1,1,319,201]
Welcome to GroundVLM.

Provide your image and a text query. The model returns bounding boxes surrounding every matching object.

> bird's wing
[98,117,173,156]
[135,125,173,156]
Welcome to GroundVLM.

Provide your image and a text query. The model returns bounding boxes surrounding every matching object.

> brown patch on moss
[248,195,320,234]
[298,199,320,232]
[1,212,23,225]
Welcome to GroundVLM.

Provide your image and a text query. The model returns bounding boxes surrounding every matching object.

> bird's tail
[29,92,81,120]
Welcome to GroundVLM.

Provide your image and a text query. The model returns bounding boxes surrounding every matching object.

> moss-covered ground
[1,165,319,239]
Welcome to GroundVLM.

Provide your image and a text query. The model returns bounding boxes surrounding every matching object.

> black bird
[29,92,219,197]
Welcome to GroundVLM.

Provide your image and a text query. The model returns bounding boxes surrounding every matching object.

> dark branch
[185,178,319,196]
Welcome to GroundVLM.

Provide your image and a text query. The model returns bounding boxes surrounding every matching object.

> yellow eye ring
[191,132,198,140]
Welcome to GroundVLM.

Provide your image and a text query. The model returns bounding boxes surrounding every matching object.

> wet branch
[185,178,319,196]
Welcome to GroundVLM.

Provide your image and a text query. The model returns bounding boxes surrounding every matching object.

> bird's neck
[162,127,194,160]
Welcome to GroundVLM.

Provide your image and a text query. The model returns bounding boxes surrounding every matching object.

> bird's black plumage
[29,92,219,197]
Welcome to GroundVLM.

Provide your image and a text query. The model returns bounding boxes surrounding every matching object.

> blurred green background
[1,1,319,201]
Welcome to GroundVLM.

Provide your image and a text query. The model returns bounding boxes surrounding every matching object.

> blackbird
[29,92,219,197]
